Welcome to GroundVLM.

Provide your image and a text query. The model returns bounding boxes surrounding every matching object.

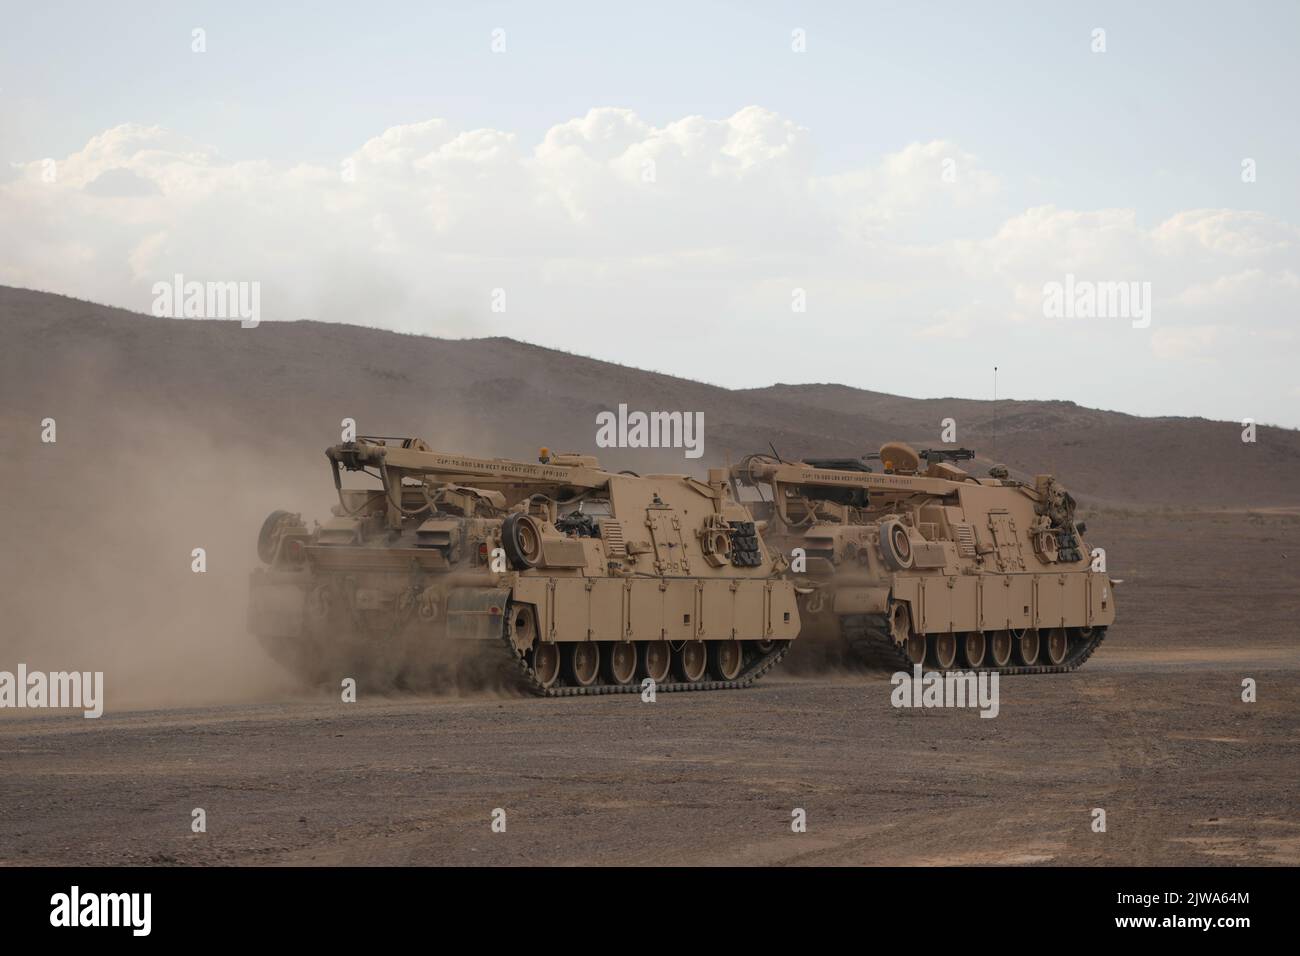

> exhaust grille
[601,520,626,558]
[954,523,977,557]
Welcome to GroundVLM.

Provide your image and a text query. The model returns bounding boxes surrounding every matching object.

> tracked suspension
[499,608,792,697]
[841,617,1108,676]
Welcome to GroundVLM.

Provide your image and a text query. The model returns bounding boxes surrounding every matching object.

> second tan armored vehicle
[249,438,799,696]
[732,441,1115,673]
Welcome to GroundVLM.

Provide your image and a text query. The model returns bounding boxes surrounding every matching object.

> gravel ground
[2,512,1296,866]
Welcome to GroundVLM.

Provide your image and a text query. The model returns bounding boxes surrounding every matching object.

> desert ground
[2,510,1296,866]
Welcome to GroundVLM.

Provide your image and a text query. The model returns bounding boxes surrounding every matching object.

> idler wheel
[532,643,560,687]
[709,641,744,681]
[928,633,958,669]
[905,631,926,666]
[564,642,600,687]
[1014,629,1041,665]
[639,641,671,683]
[603,641,637,685]
[989,631,1013,667]
[961,632,987,668]
[674,641,708,682]
[1044,627,1069,665]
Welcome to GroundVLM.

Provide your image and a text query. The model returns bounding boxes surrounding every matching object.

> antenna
[768,441,785,464]
[992,366,998,459]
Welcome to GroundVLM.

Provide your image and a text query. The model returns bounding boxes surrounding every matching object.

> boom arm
[329,439,609,489]
[734,459,970,497]
[326,439,611,527]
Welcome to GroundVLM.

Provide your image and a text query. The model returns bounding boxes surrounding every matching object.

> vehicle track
[841,617,1108,675]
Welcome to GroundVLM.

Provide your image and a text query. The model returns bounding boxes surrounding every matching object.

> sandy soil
[1,512,1297,866]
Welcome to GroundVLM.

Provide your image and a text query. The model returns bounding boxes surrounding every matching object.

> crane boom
[327,438,610,489]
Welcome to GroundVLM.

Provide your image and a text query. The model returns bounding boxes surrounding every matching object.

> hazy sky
[3,1,1297,425]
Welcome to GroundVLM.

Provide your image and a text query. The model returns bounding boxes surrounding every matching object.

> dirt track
[2,512,1297,866]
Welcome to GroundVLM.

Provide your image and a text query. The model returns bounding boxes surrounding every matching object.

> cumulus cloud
[2,106,1297,423]
[82,167,162,198]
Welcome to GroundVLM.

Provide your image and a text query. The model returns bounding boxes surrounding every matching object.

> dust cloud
[0,386,565,713]
[0,408,327,712]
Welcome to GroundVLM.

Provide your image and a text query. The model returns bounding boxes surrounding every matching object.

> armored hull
[732,442,1116,673]
[249,438,798,696]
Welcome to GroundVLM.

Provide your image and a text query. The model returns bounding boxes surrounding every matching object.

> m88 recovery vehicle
[732,441,1115,673]
[249,438,799,696]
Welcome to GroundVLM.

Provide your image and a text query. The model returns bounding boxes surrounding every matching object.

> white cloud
[1150,324,1226,361]
[2,108,1298,423]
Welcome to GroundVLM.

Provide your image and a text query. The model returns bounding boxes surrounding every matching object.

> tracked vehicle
[249,438,799,696]
[732,442,1115,673]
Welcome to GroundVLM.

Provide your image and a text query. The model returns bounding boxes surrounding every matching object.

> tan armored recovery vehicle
[731,442,1116,673]
[249,438,799,696]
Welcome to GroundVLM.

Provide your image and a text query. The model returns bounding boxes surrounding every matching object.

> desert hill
[4,285,1298,508]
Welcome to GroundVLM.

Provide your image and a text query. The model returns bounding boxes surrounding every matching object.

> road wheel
[905,631,926,666]
[928,633,958,669]
[989,631,1013,667]
[563,642,600,686]
[532,643,560,687]
[1015,629,1041,665]
[674,641,707,682]
[603,642,637,685]
[709,641,744,680]
[961,632,987,668]
[1044,627,1069,665]
[639,641,671,683]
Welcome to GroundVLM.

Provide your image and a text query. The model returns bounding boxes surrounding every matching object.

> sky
[2,0,1298,426]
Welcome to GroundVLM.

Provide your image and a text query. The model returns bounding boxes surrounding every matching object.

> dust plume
[0,406,326,712]
[0,380,565,712]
